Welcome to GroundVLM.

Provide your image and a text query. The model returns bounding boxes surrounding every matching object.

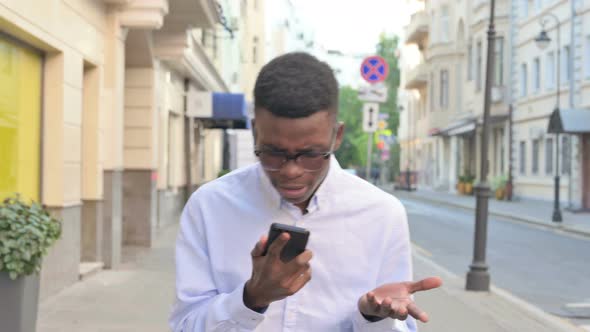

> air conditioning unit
[491,86,504,103]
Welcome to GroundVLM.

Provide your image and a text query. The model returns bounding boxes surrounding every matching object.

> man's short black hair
[254,52,339,119]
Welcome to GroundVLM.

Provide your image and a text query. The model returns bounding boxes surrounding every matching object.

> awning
[212,93,249,128]
[434,118,476,137]
[186,90,250,129]
[548,108,590,134]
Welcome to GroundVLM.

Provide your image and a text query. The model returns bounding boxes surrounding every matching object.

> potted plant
[464,175,475,195]
[457,175,466,194]
[492,175,508,200]
[0,195,61,332]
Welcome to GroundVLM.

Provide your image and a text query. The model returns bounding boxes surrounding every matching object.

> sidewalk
[37,223,582,332]
[37,224,177,332]
[387,186,590,237]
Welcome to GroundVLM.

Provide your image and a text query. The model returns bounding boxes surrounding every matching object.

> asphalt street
[400,196,590,329]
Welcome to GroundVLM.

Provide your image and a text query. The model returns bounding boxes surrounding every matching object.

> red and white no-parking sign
[360,56,389,84]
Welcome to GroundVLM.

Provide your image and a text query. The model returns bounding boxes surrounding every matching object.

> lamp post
[534,14,562,223]
[466,0,495,291]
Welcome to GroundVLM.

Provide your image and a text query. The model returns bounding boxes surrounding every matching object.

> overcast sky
[290,0,416,55]
[286,0,422,87]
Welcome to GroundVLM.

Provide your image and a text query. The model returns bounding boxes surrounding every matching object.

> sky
[290,0,415,56]
[288,0,421,87]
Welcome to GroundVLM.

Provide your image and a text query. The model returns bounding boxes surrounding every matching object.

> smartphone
[262,223,310,263]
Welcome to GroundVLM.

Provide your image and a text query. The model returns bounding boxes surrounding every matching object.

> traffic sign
[360,56,389,84]
[363,103,379,132]
[358,83,388,102]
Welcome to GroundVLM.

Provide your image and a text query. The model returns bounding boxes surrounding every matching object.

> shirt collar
[257,155,343,212]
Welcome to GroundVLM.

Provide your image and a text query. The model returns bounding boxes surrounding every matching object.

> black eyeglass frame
[254,128,338,172]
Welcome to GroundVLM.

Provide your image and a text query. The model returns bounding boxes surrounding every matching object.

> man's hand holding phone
[244,231,313,311]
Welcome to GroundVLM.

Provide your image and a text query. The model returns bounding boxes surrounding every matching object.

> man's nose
[279,159,305,179]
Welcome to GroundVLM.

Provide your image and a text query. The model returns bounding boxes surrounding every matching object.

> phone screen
[262,223,309,262]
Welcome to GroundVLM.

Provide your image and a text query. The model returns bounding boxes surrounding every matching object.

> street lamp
[466,0,495,291]
[534,14,563,223]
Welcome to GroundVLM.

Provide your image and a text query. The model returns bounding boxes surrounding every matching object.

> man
[169,52,442,331]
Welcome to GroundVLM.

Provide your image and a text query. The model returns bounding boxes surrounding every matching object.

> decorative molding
[118,0,169,29]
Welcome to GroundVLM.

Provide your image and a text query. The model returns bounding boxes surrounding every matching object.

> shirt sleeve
[168,192,265,332]
[352,198,417,332]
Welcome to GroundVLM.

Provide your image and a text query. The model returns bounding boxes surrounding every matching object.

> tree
[335,34,402,180]
[376,34,402,181]
[335,86,367,169]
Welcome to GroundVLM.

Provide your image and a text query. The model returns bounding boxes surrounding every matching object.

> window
[585,36,590,78]
[468,43,473,81]
[430,72,436,111]
[440,70,449,109]
[545,138,553,174]
[520,141,527,174]
[532,139,540,174]
[546,51,555,89]
[0,37,42,202]
[562,135,571,175]
[476,41,482,91]
[521,63,528,97]
[563,45,571,84]
[533,57,541,93]
[494,37,504,85]
[441,7,450,43]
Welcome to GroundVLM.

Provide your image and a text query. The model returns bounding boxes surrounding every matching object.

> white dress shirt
[169,157,416,332]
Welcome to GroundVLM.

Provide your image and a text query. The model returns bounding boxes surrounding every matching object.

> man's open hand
[358,277,443,322]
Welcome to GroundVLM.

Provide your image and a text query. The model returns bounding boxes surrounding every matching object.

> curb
[393,189,590,238]
[413,248,583,332]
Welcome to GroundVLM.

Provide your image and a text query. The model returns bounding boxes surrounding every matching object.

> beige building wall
[125,68,158,170]
[240,0,266,102]
[402,0,512,190]
[511,0,583,203]
[0,0,112,299]
[203,129,224,181]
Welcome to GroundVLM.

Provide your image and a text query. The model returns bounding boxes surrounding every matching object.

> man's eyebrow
[259,144,286,151]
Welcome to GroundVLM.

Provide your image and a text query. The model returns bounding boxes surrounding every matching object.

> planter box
[0,272,40,332]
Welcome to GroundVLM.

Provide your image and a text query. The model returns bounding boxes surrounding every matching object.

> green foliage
[217,169,231,178]
[335,86,368,168]
[376,33,401,134]
[491,174,508,191]
[335,34,402,173]
[0,195,61,280]
[459,174,476,183]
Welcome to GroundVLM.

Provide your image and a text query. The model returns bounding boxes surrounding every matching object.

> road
[400,197,590,329]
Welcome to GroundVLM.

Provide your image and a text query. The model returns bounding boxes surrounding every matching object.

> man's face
[253,108,344,209]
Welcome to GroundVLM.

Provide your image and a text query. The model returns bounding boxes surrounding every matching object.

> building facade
[400,0,590,209]
[0,0,249,300]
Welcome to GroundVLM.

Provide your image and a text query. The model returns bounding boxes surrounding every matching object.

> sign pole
[360,55,389,184]
[366,134,373,182]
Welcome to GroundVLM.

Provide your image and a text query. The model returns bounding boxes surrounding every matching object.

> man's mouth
[277,186,307,199]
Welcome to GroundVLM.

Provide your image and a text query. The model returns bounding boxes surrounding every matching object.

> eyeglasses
[255,134,337,172]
